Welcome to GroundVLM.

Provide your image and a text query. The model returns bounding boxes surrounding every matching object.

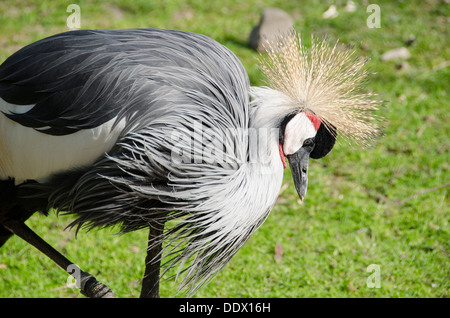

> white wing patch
[0,98,125,184]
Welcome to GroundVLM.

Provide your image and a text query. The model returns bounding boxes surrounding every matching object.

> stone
[345,1,357,12]
[322,5,338,19]
[396,61,411,72]
[344,0,356,12]
[405,34,416,46]
[381,47,411,62]
[249,8,295,53]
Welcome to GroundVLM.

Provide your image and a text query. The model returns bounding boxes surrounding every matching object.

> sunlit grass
[0,0,448,297]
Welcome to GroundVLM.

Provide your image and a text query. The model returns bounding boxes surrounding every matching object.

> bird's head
[259,31,383,201]
[279,111,336,200]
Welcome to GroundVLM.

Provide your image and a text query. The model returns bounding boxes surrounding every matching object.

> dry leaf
[130,246,140,253]
[348,281,356,292]
[274,242,284,262]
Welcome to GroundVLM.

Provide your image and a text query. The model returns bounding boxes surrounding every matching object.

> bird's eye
[303,138,314,147]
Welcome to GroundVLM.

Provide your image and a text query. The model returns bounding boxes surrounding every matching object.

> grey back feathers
[13,29,280,295]
[0,29,249,136]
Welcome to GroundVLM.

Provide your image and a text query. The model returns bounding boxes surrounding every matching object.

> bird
[0,28,381,297]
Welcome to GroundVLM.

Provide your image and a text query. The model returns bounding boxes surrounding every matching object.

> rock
[345,1,357,12]
[102,3,124,20]
[381,47,411,62]
[405,34,416,46]
[172,8,195,22]
[360,42,370,51]
[322,5,338,19]
[249,8,295,53]
[396,61,411,72]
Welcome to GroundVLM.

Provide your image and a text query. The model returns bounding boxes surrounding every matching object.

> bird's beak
[287,147,311,201]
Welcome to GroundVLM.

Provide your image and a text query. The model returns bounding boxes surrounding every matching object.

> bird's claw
[79,272,115,298]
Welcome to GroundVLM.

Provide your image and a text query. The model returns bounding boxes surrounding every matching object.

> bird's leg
[140,220,165,298]
[0,225,13,247]
[2,219,115,298]
[0,180,20,248]
[0,209,36,248]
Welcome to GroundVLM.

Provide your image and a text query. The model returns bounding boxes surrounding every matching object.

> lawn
[0,0,448,298]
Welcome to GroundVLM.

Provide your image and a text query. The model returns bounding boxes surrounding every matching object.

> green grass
[0,0,448,297]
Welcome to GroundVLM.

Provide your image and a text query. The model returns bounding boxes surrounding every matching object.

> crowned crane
[0,28,381,297]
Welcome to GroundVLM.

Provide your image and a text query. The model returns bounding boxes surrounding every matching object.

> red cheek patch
[306,112,321,131]
[279,142,287,169]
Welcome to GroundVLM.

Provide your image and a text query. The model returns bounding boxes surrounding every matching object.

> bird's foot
[79,272,115,298]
